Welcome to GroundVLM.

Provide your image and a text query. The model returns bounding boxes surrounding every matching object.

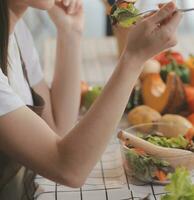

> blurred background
[24,0,194,60]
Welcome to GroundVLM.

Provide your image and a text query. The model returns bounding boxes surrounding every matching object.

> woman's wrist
[57,29,82,43]
[115,50,145,85]
[121,49,146,69]
[56,25,83,37]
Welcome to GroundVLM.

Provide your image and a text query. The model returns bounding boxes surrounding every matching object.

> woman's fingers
[161,11,182,34]
[149,1,176,25]
[67,0,77,14]
[75,1,82,13]
[54,0,81,14]
[165,34,178,48]
[157,11,182,50]
[63,0,70,6]
[61,0,81,14]
[158,0,176,8]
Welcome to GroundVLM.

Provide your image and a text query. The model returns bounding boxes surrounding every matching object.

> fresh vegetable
[184,85,194,113]
[127,105,161,131]
[82,86,102,109]
[126,100,133,112]
[142,73,186,114]
[119,2,129,9]
[161,168,194,200]
[144,135,189,149]
[141,59,161,79]
[125,148,173,183]
[187,113,194,126]
[126,82,143,112]
[110,0,140,28]
[185,128,194,142]
[132,147,146,156]
[186,55,194,69]
[133,83,142,108]
[155,51,184,66]
[155,170,167,182]
[160,60,190,84]
[158,114,192,137]
[186,55,194,86]
[122,125,194,186]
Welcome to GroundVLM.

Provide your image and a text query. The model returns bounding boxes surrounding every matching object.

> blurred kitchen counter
[43,35,194,86]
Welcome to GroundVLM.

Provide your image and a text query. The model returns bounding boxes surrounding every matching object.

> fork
[130,8,194,18]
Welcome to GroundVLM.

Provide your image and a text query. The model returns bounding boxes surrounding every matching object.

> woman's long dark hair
[0,0,9,75]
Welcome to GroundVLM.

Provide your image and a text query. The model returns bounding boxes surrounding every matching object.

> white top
[0,19,43,116]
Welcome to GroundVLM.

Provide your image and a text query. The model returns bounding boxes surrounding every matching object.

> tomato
[154,51,184,66]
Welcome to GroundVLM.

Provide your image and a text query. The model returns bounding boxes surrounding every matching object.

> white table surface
[35,35,194,200]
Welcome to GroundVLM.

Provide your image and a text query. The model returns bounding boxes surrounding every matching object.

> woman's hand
[121,2,182,62]
[61,0,82,14]
[49,0,84,35]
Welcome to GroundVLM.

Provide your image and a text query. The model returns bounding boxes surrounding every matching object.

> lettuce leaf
[161,168,194,200]
[110,3,140,27]
[126,149,171,182]
[146,135,189,149]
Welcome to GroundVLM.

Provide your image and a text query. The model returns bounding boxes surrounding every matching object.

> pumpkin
[140,59,161,80]
[142,72,186,114]
[166,73,187,114]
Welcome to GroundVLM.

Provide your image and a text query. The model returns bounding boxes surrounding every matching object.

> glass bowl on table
[118,122,194,185]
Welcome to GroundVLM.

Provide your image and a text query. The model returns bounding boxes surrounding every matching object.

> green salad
[140,168,194,200]
[140,132,194,152]
[161,168,194,200]
[125,148,174,183]
[124,129,194,184]
[145,135,189,149]
[110,0,140,27]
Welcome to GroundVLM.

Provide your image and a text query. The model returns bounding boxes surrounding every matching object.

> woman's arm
[33,2,83,135]
[0,2,182,188]
[34,32,82,135]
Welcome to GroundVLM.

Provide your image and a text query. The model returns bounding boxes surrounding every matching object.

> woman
[0,0,182,199]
